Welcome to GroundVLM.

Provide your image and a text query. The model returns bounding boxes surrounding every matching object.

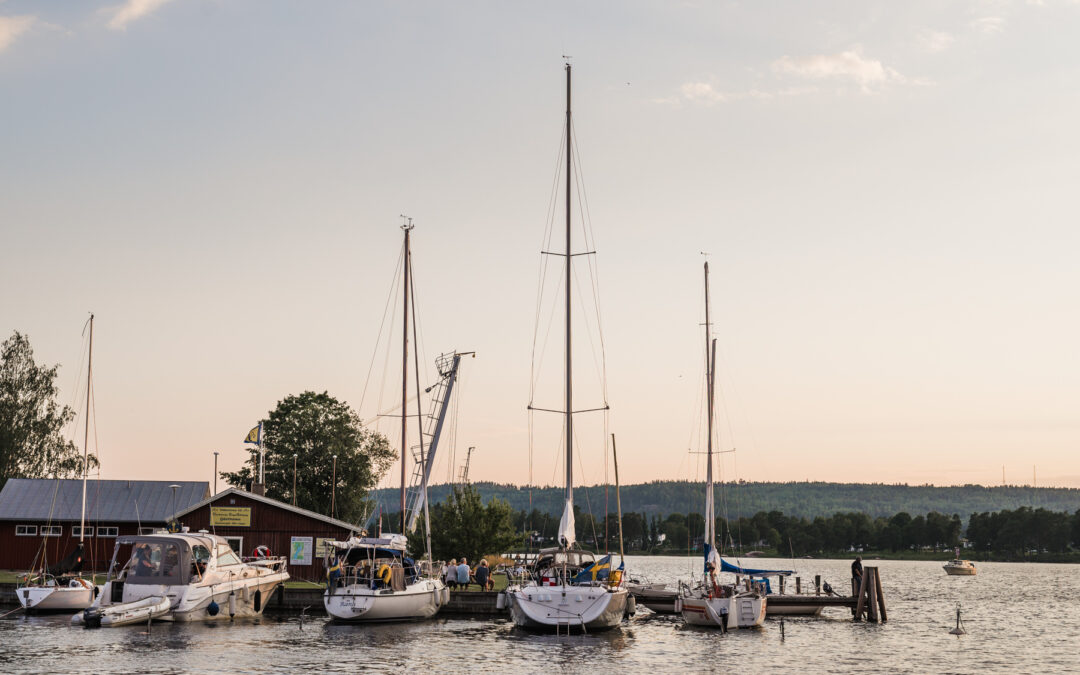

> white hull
[509,584,628,631]
[75,595,171,627]
[18,581,95,612]
[76,571,288,625]
[944,565,977,576]
[679,594,767,629]
[325,579,447,622]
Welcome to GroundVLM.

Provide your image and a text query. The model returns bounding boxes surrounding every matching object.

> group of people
[442,558,494,591]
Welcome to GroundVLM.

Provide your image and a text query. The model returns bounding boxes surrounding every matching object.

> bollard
[795,577,801,595]
[779,576,786,595]
[815,574,821,596]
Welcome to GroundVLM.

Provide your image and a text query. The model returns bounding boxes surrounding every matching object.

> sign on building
[210,506,252,527]
[290,536,313,565]
[315,537,335,559]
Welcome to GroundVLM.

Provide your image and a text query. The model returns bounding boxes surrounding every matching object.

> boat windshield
[122,540,188,585]
[216,543,242,566]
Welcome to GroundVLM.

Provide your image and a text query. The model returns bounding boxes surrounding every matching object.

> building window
[97,526,119,537]
[72,526,93,538]
[138,527,158,535]
[40,525,62,537]
[225,536,244,556]
[16,525,37,536]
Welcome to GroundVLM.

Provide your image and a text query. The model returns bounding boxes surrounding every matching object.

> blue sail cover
[719,558,793,577]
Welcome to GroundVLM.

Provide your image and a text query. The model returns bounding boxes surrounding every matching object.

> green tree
[0,331,98,490]
[221,391,395,524]
[427,484,521,563]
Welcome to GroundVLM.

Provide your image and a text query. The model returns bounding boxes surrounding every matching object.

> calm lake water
[2,557,1078,674]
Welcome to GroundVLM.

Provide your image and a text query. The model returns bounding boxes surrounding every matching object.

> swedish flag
[327,557,342,586]
[572,554,614,583]
[244,425,261,445]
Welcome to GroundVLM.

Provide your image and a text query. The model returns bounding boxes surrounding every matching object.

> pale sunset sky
[2,1,1078,491]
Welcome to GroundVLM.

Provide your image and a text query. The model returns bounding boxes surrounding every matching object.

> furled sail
[557,499,576,548]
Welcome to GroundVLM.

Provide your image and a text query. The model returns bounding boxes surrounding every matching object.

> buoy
[626,595,636,617]
[228,592,236,618]
[496,592,506,610]
[949,602,966,636]
[207,600,220,616]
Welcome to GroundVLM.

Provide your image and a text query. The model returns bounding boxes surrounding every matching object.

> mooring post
[795,577,802,595]
[867,568,879,622]
[779,576,786,595]
[853,572,869,621]
[875,568,888,622]
[815,574,821,596]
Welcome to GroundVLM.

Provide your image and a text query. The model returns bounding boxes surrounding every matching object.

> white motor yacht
[323,534,447,622]
[74,531,288,626]
[943,559,977,575]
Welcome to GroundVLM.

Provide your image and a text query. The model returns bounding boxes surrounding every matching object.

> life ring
[377,564,392,585]
[69,578,93,589]
[253,545,272,558]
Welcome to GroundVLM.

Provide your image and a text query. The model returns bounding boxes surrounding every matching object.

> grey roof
[0,479,209,523]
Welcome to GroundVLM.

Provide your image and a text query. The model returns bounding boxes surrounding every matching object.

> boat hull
[75,595,172,627]
[679,594,767,628]
[944,566,977,576]
[509,584,628,632]
[324,579,447,622]
[18,581,95,612]
[627,583,678,615]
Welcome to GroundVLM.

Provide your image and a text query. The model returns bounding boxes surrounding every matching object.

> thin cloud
[0,14,35,52]
[917,29,955,53]
[658,81,816,106]
[105,0,174,31]
[971,16,1005,35]
[772,47,913,93]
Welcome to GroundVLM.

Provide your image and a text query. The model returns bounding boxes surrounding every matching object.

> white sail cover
[557,499,576,548]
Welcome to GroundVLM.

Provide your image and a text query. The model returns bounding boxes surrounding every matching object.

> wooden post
[779,576,786,595]
[853,571,869,621]
[815,574,821,596]
[866,568,879,622]
[874,568,888,623]
[795,577,801,595]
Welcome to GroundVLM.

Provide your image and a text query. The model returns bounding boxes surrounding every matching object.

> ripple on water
[1,558,1079,674]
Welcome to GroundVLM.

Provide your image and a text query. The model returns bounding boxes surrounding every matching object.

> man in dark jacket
[851,556,863,593]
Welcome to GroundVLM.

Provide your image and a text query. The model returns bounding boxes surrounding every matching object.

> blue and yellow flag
[572,554,615,583]
[244,424,261,445]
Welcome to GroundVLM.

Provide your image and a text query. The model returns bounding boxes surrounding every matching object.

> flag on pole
[244,424,261,445]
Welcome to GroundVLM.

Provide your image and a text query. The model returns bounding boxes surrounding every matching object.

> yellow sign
[210,506,252,527]
[315,538,335,558]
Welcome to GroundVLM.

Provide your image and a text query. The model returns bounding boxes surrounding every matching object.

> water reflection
[2,559,1079,674]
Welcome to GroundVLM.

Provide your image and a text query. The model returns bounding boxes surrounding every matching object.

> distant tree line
[506,506,1080,558]
[372,480,1080,524]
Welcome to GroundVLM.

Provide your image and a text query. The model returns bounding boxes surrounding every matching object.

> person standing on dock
[851,556,863,593]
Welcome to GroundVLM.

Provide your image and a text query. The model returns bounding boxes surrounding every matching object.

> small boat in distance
[74,531,288,626]
[944,549,977,576]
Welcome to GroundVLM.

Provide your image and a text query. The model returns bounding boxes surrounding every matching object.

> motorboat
[943,559,977,575]
[74,531,288,626]
[323,534,448,622]
[626,577,678,615]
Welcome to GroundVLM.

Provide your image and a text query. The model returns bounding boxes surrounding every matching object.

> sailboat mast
[704,263,716,553]
[564,63,574,508]
[401,221,413,533]
[79,314,93,544]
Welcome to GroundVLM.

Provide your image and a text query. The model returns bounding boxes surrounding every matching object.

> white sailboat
[323,221,447,623]
[75,530,289,626]
[18,315,99,613]
[506,63,629,632]
[677,262,767,629]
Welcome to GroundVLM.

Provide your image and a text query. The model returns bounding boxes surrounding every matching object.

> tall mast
[400,220,413,533]
[79,314,93,544]
[704,263,716,554]
[564,62,574,507]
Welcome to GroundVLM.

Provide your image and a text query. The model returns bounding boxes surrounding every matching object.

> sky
[2,0,1078,492]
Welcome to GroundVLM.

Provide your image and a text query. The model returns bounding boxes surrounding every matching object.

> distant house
[172,487,364,582]
[0,479,209,573]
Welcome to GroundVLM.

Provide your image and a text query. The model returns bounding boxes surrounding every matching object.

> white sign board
[290,536,313,565]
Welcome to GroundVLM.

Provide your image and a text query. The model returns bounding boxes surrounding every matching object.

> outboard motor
[82,608,102,629]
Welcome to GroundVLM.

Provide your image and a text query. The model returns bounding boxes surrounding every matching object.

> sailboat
[677,262,767,629]
[323,221,449,622]
[17,315,99,613]
[505,64,630,632]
